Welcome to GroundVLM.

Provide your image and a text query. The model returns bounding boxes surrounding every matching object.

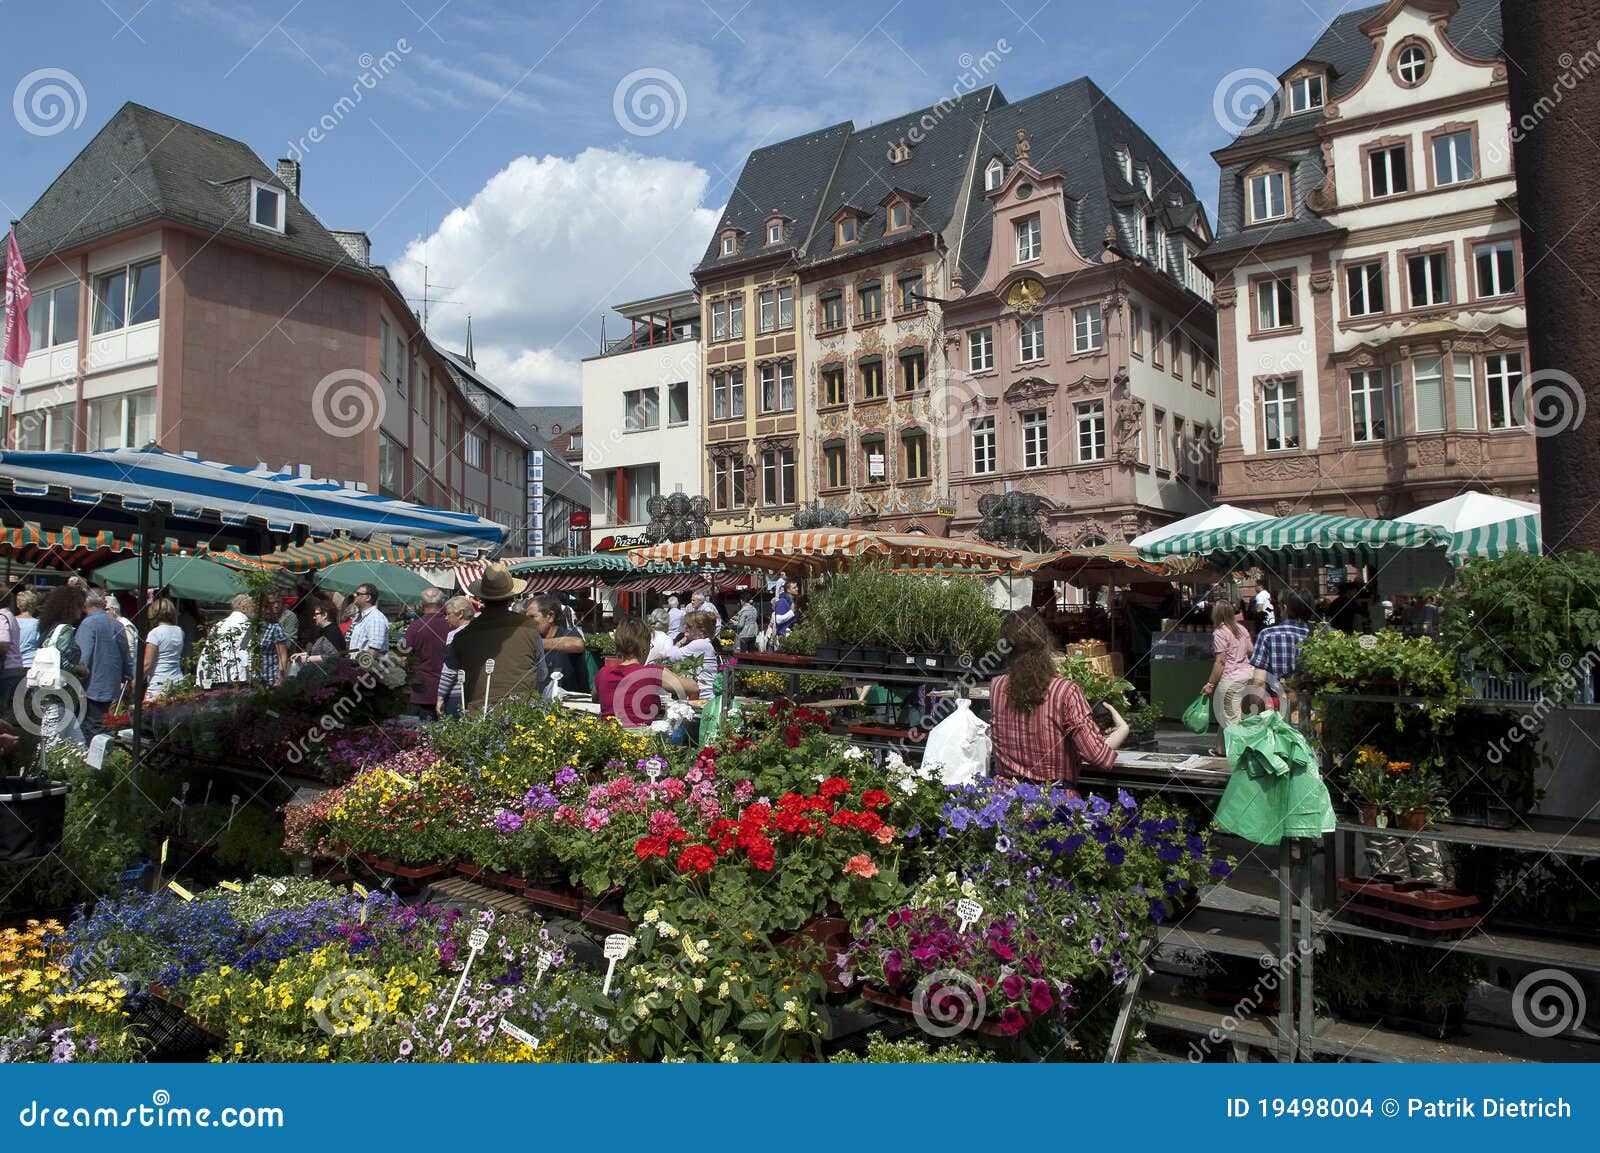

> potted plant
[1344,745,1393,827]
[1387,759,1448,831]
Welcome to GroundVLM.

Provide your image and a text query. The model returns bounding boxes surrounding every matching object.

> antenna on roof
[408,260,459,333]
[599,313,607,353]
[464,314,475,369]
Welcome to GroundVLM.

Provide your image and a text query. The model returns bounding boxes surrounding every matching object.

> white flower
[944,871,958,886]
[781,1014,800,1031]
[885,751,908,772]
[643,909,660,923]
[718,982,730,997]
[657,922,678,939]
[782,999,799,1014]
[692,978,705,993]
[841,746,866,762]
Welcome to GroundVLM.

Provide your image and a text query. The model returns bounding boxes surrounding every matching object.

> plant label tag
[269,881,288,899]
[218,880,242,892]
[388,770,418,791]
[603,933,632,960]
[644,763,661,783]
[180,781,191,799]
[1357,634,1378,650]
[159,838,169,866]
[359,903,369,925]
[1377,812,1388,829]
[497,1017,539,1049]
[352,882,369,899]
[534,952,552,988]
[956,897,983,933]
[87,734,110,769]
[167,881,194,902]
[468,927,490,953]
[170,797,183,807]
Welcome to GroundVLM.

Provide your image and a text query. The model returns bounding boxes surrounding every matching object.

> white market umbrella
[1395,492,1540,534]
[1129,504,1272,550]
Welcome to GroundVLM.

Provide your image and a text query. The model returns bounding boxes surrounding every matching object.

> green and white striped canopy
[1446,513,1541,561]
[1139,513,1452,567]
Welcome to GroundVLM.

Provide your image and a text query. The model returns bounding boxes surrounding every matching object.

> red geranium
[818,777,851,800]
[634,835,669,860]
[861,789,891,810]
[665,827,689,843]
[675,844,717,875]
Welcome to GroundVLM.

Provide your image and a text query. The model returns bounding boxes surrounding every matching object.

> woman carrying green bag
[1201,601,1255,734]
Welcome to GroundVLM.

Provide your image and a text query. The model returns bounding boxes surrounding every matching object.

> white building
[580,291,703,543]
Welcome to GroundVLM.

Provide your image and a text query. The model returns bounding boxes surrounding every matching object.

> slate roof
[517,405,584,438]
[954,77,1207,290]
[694,121,852,275]
[799,87,997,266]
[15,102,372,276]
[1210,0,1504,252]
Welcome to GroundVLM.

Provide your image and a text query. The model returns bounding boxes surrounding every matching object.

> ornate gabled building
[1203,0,1537,519]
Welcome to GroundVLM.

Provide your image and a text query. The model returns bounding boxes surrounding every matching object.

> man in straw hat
[442,566,547,711]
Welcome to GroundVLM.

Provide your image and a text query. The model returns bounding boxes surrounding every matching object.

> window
[1021,410,1049,469]
[712,455,745,510]
[1256,276,1295,331]
[1170,329,1184,377]
[710,369,745,420]
[1152,317,1165,368]
[1190,341,1203,387]
[836,216,857,246]
[766,220,783,245]
[728,295,743,338]
[898,271,923,312]
[85,389,155,450]
[822,366,846,406]
[969,328,993,372]
[821,292,844,330]
[1349,370,1388,442]
[1397,41,1430,86]
[862,435,887,482]
[971,417,996,474]
[1076,400,1107,462]
[1261,379,1300,451]
[777,284,793,329]
[25,282,79,348]
[1474,241,1517,298]
[1407,250,1451,308]
[1072,305,1103,353]
[760,361,795,413]
[901,429,928,480]
[1288,74,1324,115]
[624,387,659,431]
[758,288,778,333]
[1133,211,1147,257]
[601,464,658,524]
[1153,408,1168,470]
[711,299,727,341]
[1015,215,1042,262]
[250,181,285,232]
[1368,143,1409,198]
[824,441,848,488]
[1453,354,1477,430]
[721,234,737,256]
[858,282,882,322]
[1346,260,1386,317]
[1117,147,1132,185]
[378,432,402,494]
[1412,355,1446,432]
[899,349,926,392]
[667,381,689,425]
[1018,316,1044,363]
[860,359,884,400]
[393,333,406,395]
[1247,171,1288,223]
[93,260,162,334]
[1433,129,1475,186]
[462,430,485,468]
[889,201,910,231]
[1486,352,1525,429]
[985,158,1004,191]
[1173,421,1187,477]
[1129,306,1144,358]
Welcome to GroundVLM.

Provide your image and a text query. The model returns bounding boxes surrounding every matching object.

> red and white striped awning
[629,530,1021,574]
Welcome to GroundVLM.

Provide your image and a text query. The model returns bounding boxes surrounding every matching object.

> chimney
[276,158,301,198]
[330,230,372,265]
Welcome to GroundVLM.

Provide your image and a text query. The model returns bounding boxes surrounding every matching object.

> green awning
[96,554,252,603]
[314,560,436,600]
[1140,513,1451,567]
[1448,513,1540,561]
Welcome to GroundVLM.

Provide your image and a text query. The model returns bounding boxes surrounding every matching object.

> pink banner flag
[3,230,33,405]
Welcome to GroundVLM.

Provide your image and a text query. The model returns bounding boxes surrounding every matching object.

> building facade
[579,291,702,544]
[9,101,551,552]
[1205,0,1537,518]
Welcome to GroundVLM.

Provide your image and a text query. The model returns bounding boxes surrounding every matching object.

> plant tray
[135,986,223,1061]
[1336,877,1482,916]
[454,862,528,892]
[845,723,927,743]
[360,854,453,881]
[859,984,1029,1039]
[773,916,852,994]
[736,652,812,667]
[522,883,583,915]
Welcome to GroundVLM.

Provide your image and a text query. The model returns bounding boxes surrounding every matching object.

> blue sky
[2,0,1361,403]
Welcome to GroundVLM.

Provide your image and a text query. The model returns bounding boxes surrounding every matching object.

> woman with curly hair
[988,607,1127,787]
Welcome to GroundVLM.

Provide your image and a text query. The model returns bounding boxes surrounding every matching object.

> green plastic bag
[1182,693,1212,734]
[698,673,727,749]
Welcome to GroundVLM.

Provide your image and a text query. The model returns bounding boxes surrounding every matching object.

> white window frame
[758,288,776,333]
[728,295,743,338]
[1072,304,1103,353]
[1397,43,1429,86]
[777,284,793,329]
[1453,354,1477,430]
[1288,74,1324,115]
[1347,261,1386,317]
[721,234,736,256]
[1256,276,1295,331]
[1368,144,1409,199]
[1486,352,1525,430]
[1018,316,1045,363]
[969,328,993,372]
[1021,410,1049,469]
[1247,171,1289,223]
[985,158,1005,191]
[1015,214,1042,263]
[971,417,996,475]
[91,259,161,335]
[463,430,485,469]
[1412,354,1446,433]
[711,300,727,341]
[1076,400,1107,462]
[1261,379,1300,451]
[1433,130,1475,186]
[26,281,79,348]
[1153,409,1168,471]
[624,387,660,431]
[248,179,286,233]
[1349,369,1387,443]
[766,221,783,245]
[1474,241,1517,298]
[1407,251,1451,308]
[667,380,689,426]
[760,361,795,413]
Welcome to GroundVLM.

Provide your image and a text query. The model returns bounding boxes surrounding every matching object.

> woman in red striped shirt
[989,608,1128,787]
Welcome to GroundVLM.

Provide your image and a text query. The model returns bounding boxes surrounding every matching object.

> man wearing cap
[443,566,547,711]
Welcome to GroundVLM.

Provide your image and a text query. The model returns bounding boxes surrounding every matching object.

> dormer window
[766,220,783,245]
[720,232,737,256]
[1246,168,1290,224]
[836,216,858,246]
[1287,73,1325,114]
[889,142,911,164]
[888,200,910,232]
[249,180,285,233]
[1116,146,1131,185]
[1395,39,1431,87]
[1136,166,1152,199]
[985,158,1005,191]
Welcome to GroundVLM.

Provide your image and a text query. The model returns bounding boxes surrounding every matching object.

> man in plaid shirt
[1250,590,1315,717]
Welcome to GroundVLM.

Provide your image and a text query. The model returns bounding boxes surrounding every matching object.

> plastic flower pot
[1357,804,1386,828]
[0,777,72,865]
[1396,809,1429,832]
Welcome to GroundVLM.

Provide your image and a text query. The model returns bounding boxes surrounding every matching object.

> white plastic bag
[921,698,991,786]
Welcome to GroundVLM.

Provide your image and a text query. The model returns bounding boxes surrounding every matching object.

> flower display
[0,921,144,1064]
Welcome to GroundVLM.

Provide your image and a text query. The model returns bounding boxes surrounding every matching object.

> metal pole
[1297,839,1315,1061]
[129,510,161,792]
[1277,838,1295,1062]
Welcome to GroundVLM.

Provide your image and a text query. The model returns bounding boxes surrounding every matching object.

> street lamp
[645,492,710,543]
[977,491,1053,550]
[793,501,850,530]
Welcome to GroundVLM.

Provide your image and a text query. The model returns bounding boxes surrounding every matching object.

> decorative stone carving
[1416,438,1447,466]
[1118,513,1141,542]
[1309,266,1333,294]
[1113,394,1144,467]
[1375,494,1395,518]
[1244,457,1321,481]
[1213,284,1237,310]
[1004,376,1058,403]
[1273,500,1292,517]
[1455,438,1484,466]
[1007,277,1046,314]
[1065,372,1109,396]
[1015,128,1030,166]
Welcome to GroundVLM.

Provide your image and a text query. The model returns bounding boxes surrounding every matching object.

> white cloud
[394,147,718,406]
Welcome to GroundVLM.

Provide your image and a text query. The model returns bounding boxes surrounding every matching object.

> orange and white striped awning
[628,530,1022,575]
